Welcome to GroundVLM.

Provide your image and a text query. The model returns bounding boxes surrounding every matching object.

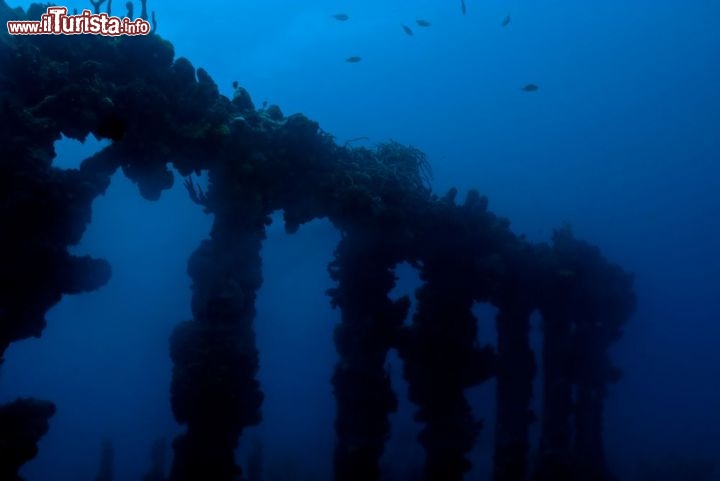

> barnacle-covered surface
[0,2,636,481]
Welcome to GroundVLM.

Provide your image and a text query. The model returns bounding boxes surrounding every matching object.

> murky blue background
[2,1,719,480]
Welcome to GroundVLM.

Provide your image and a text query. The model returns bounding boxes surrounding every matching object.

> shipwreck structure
[0,2,635,481]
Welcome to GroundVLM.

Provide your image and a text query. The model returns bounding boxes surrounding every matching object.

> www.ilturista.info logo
[7,7,151,36]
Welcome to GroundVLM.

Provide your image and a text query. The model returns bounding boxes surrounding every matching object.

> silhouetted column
[393,190,498,481]
[572,314,626,481]
[169,208,266,481]
[397,257,494,481]
[0,398,56,481]
[534,306,575,481]
[574,383,607,481]
[397,271,494,481]
[93,438,114,481]
[493,298,536,481]
[534,226,635,481]
[141,438,166,481]
[328,230,408,481]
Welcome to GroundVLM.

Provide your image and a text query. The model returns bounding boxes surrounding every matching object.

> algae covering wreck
[0,1,635,481]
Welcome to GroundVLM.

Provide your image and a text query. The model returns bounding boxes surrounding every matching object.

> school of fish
[331,4,536,92]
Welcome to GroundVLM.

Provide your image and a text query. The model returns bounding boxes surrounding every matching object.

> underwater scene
[1,0,719,480]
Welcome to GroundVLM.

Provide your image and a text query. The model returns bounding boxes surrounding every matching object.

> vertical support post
[493,299,536,481]
[169,207,266,481]
[328,230,408,481]
[534,308,575,481]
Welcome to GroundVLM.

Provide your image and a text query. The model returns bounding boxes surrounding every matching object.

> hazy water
[2,1,719,480]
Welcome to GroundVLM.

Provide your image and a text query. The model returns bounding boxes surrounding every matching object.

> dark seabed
[1,1,719,481]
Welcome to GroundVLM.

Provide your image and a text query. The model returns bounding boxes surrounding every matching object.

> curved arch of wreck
[0,3,635,481]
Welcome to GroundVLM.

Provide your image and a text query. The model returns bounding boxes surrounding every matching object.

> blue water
[2,0,719,480]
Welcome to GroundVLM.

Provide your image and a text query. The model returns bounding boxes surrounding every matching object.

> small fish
[460,0,467,15]
[345,56,362,63]
[416,19,430,27]
[501,14,511,27]
[401,24,414,36]
[331,13,349,21]
[520,83,539,92]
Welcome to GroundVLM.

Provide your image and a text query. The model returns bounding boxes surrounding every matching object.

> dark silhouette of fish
[520,84,539,92]
[331,13,349,21]
[345,56,362,63]
[501,14,511,27]
[402,24,414,36]
[416,19,430,27]
[460,0,467,15]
